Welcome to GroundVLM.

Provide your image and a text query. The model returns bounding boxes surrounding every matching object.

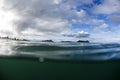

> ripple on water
[0,40,120,61]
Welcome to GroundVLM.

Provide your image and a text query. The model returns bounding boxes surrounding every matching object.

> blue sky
[0,0,120,41]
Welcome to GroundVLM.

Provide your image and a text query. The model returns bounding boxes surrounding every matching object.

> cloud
[63,30,90,38]
[0,0,19,35]
[108,15,120,24]
[72,9,104,25]
[53,0,62,4]
[1,0,119,41]
[76,30,90,38]
[62,0,93,7]
[94,23,109,32]
[99,23,109,28]
[93,0,120,14]
[1,0,97,38]
[0,0,75,37]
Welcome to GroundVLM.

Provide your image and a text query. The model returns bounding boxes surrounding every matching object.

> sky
[0,0,120,42]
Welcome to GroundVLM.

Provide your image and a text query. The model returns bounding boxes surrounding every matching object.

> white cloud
[63,30,90,38]
[72,9,104,25]
[76,30,89,38]
[0,0,19,36]
[94,23,109,32]
[0,0,97,38]
[76,9,86,18]
[53,0,62,4]
[34,18,71,34]
[1,0,116,41]
[100,23,109,28]
[1,0,74,37]
[93,0,120,14]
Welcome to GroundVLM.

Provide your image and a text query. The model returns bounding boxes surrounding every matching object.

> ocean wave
[13,42,120,61]
[0,39,120,61]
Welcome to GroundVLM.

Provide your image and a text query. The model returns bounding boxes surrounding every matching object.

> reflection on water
[0,39,120,61]
[0,40,14,55]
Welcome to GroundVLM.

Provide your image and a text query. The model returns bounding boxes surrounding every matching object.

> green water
[0,57,120,80]
[0,40,120,80]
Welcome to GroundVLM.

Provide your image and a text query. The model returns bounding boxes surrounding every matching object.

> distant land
[41,40,54,42]
[0,36,29,41]
[77,40,89,43]
[0,36,90,43]
[61,41,73,43]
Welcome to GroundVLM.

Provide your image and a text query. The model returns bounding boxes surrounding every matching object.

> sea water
[0,39,120,80]
[0,39,120,61]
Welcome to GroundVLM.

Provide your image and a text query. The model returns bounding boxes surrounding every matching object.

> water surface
[0,39,120,61]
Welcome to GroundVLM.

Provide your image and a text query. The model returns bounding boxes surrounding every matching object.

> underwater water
[0,39,120,80]
[0,39,120,61]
